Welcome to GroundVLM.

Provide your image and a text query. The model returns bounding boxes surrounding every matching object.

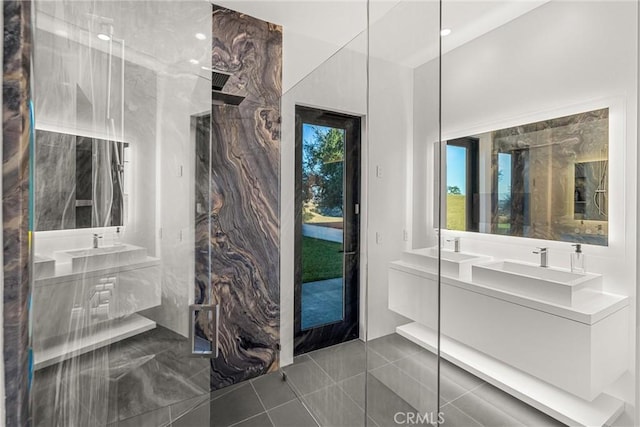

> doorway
[294,106,361,355]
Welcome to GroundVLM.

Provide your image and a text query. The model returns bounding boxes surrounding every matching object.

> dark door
[294,106,361,355]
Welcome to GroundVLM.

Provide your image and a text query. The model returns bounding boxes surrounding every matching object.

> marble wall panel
[194,6,281,389]
[491,108,609,245]
[3,1,33,425]
[34,130,76,230]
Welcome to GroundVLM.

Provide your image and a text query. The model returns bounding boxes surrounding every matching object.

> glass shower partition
[436,1,637,426]
[365,0,444,424]
[30,1,217,424]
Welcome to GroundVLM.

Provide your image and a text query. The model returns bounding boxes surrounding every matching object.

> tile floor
[168,334,567,427]
[33,326,568,426]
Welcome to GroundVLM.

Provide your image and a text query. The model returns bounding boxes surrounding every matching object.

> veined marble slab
[194,5,281,389]
[3,1,34,425]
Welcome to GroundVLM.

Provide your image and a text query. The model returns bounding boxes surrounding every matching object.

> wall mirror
[442,108,609,246]
[35,130,128,231]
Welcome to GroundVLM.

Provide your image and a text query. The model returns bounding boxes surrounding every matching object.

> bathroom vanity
[388,247,629,426]
[32,244,161,370]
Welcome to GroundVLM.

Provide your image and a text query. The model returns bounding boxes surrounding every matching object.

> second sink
[472,260,603,305]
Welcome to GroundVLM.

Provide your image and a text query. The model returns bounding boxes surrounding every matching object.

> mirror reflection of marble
[35,130,127,231]
[443,108,609,246]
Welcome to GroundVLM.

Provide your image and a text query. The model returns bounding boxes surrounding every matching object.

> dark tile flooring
[33,326,568,426]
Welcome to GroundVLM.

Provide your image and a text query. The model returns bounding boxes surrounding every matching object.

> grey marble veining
[489,108,609,245]
[3,1,33,426]
[32,326,211,426]
[34,130,76,230]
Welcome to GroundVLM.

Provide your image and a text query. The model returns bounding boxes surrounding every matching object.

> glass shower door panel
[365,0,442,425]
[438,1,635,426]
[31,1,213,425]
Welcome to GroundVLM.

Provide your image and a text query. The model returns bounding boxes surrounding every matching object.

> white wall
[280,27,415,364]
[414,0,637,412]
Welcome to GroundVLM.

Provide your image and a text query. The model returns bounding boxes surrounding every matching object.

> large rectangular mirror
[443,108,608,246]
[35,130,128,231]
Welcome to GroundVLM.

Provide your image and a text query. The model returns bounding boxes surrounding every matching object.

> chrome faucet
[533,247,548,268]
[92,233,102,249]
[447,237,461,253]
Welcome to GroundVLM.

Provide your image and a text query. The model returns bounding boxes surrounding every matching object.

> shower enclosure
[2,0,637,426]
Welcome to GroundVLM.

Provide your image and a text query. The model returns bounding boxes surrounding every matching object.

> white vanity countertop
[34,256,161,288]
[390,260,629,326]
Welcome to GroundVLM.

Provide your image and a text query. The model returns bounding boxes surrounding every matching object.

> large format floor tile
[35,330,570,427]
[282,355,334,395]
[307,339,386,382]
[302,384,366,427]
[268,399,318,427]
[450,382,568,427]
[251,372,298,410]
[366,333,423,363]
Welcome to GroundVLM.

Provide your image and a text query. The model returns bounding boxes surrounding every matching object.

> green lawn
[447,194,466,231]
[302,237,343,283]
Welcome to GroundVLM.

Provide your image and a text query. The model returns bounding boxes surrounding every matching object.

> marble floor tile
[366,334,423,363]
[108,355,208,422]
[307,339,387,382]
[33,327,568,427]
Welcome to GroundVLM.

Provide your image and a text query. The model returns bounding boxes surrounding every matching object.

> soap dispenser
[115,227,122,246]
[571,244,586,273]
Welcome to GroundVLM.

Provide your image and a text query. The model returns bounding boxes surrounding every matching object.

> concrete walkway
[301,277,343,330]
[302,224,343,243]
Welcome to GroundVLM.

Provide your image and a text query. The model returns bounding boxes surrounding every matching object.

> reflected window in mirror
[446,137,479,232]
[443,108,608,246]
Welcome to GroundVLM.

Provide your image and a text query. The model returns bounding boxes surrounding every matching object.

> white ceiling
[35,0,550,90]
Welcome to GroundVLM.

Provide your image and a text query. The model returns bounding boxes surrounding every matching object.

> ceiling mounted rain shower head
[205,67,245,106]
[211,69,232,91]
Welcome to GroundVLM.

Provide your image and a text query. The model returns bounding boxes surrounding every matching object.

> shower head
[204,67,245,106]
[211,69,232,91]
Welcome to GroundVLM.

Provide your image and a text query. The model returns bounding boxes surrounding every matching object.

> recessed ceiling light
[440,28,452,37]
[97,33,111,41]
[195,33,207,40]
[189,59,200,65]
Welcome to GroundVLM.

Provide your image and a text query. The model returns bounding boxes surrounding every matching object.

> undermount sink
[401,247,492,279]
[54,244,147,273]
[471,260,603,305]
